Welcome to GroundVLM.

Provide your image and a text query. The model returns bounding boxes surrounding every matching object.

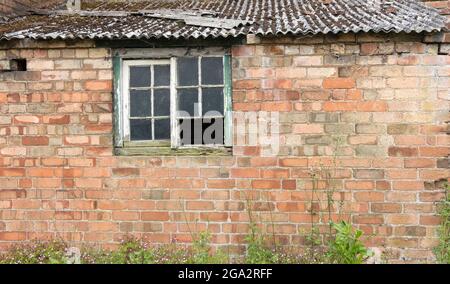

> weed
[433,183,450,264]
[327,221,373,264]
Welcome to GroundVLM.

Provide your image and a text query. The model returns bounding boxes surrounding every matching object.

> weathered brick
[22,136,49,146]
[323,78,356,89]
[85,81,112,91]
[389,147,418,157]
[354,169,384,179]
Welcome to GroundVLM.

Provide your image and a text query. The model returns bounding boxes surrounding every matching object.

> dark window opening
[10,59,27,71]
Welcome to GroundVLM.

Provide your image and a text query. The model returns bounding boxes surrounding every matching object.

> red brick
[112,212,140,221]
[282,179,297,190]
[14,115,39,124]
[22,136,49,146]
[356,101,387,112]
[386,169,417,179]
[404,158,435,168]
[233,102,261,111]
[85,81,112,91]
[250,157,277,167]
[279,158,308,167]
[393,181,424,191]
[354,192,384,202]
[371,203,402,213]
[323,102,356,111]
[41,158,66,166]
[323,78,356,89]
[231,168,260,178]
[261,169,289,178]
[419,147,449,157]
[345,181,375,190]
[234,80,260,89]
[186,201,214,210]
[64,136,90,145]
[0,168,25,177]
[28,168,54,177]
[261,101,292,111]
[112,168,140,176]
[388,147,418,157]
[207,179,235,189]
[0,232,26,241]
[252,179,281,189]
[43,115,70,124]
[232,46,255,56]
[353,215,384,224]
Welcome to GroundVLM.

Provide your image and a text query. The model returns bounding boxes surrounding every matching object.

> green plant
[327,221,373,264]
[244,222,277,264]
[114,237,155,264]
[81,237,154,264]
[0,240,68,264]
[190,231,226,264]
[81,238,200,264]
[243,194,279,264]
[434,183,450,264]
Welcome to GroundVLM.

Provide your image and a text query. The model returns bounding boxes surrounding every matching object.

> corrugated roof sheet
[0,0,447,40]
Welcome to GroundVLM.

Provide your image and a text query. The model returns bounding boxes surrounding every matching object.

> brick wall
[0,33,448,263]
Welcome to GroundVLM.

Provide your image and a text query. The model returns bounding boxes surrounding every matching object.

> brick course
[0,32,448,263]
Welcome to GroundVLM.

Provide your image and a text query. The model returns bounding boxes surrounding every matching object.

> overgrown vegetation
[327,221,373,264]
[433,183,450,264]
[0,240,68,264]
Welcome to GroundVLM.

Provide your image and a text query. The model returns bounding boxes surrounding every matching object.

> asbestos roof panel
[0,0,447,41]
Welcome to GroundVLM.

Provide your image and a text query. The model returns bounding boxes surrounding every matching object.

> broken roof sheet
[0,0,446,41]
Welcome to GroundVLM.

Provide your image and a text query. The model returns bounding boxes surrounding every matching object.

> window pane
[178,88,198,117]
[178,118,224,145]
[130,66,151,87]
[130,90,151,117]
[130,119,152,141]
[154,89,170,117]
[201,57,223,85]
[154,119,170,140]
[154,65,170,87]
[202,87,224,116]
[178,57,198,86]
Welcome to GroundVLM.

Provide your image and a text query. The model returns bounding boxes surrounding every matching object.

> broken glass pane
[154,65,171,87]
[154,89,171,117]
[130,66,151,87]
[201,57,223,85]
[154,119,170,140]
[178,88,198,117]
[202,87,224,116]
[130,90,151,117]
[130,119,152,141]
[178,57,198,86]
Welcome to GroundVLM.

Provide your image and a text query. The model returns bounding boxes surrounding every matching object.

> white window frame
[117,50,232,150]
[122,59,172,143]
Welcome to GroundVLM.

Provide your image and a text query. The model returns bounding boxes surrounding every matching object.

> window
[114,48,232,156]
[10,59,27,71]
[124,60,171,142]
